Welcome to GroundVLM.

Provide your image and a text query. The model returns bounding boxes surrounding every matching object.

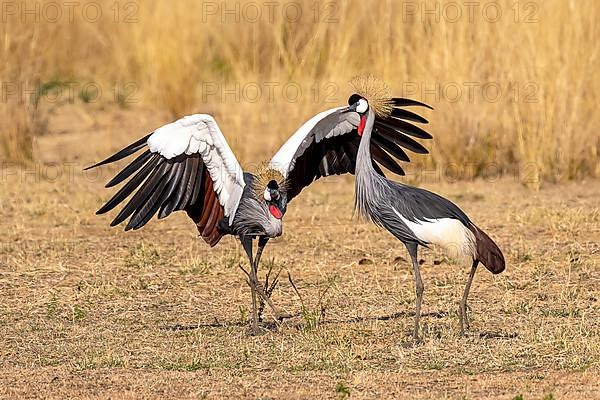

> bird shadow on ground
[324,312,518,340]
[159,311,428,332]
[160,312,303,332]
[160,310,448,331]
[162,320,245,331]
[324,310,449,325]
[477,331,519,339]
[161,312,518,340]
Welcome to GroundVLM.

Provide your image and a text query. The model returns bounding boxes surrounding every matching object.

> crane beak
[345,103,358,113]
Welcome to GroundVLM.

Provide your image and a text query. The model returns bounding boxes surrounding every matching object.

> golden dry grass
[1,104,599,398]
[1,0,599,181]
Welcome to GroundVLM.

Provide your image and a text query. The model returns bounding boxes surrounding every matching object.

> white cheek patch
[356,99,368,113]
[263,189,271,201]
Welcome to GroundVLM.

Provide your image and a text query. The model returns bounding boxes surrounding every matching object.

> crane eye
[356,99,368,113]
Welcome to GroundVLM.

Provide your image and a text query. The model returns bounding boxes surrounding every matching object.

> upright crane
[343,76,505,340]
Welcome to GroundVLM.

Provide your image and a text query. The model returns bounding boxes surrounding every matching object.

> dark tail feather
[470,224,505,274]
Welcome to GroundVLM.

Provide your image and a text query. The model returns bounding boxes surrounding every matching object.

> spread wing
[87,114,245,246]
[269,98,433,201]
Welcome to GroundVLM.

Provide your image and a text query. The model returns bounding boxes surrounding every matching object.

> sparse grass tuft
[124,243,161,269]
[46,293,59,318]
[336,382,351,399]
[72,304,87,322]
[301,305,320,333]
[239,306,249,324]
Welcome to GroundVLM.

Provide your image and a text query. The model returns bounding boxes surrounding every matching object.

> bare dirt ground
[1,105,599,399]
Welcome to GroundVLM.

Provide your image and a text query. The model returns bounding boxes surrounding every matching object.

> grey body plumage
[355,109,471,244]
[354,106,505,340]
[224,173,285,238]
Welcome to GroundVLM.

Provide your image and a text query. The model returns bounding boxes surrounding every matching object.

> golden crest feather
[349,75,393,118]
[253,162,287,198]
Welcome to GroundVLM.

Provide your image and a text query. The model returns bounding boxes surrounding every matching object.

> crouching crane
[86,78,433,334]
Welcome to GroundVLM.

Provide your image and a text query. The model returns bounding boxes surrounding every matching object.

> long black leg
[459,259,479,335]
[253,237,267,322]
[254,237,268,270]
[240,237,290,323]
[240,236,259,335]
[405,242,424,342]
[249,237,266,322]
[252,237,288,321]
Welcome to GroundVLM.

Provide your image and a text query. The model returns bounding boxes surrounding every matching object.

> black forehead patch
[267,180,279,190]
[348,93,362,105]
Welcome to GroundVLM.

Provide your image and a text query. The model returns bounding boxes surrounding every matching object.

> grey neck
[356,109,376,176]
[354,109,381,218]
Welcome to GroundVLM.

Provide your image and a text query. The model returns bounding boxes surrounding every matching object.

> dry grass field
[0,103,599,398]
[1,0,600,398]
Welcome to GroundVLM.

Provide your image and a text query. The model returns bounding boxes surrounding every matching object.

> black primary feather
[391,98,434,110]
[370,143,405,175]
[96,155,160,215]
[390,108,429,124]
[158,162,187,219]
[105,150,152,188]
[383,118,433,139]
[126,162,176,230]
[178,156,200,210]
[375,124,429,154]
[85,133,152,170]
[190,160,205,205]
[371,133,411,162]
[110,161,170,227]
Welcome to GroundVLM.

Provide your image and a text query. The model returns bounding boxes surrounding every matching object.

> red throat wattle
[358,116,366,136]
[269,204,282,219]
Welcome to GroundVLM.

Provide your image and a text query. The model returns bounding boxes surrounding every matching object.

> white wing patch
[147,114,245,223]
[269,106,344,176]
[393,208,476,259]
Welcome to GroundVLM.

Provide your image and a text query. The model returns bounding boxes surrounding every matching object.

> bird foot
[401,336,422,348]
[248,320,265,336]
[274,311,300,322]
[402,327,422,345]
[458,303,471,335]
